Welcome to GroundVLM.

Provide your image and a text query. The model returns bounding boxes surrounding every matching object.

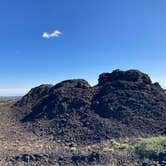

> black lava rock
[15,69,166,144]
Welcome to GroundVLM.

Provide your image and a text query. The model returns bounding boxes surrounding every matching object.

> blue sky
[0,0,166,95]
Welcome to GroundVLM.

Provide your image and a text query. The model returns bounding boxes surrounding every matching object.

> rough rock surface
[98,69,152,85]
[15,69,166,144]
[15,84,53,108]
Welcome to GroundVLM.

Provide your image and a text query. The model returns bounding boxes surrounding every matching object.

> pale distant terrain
[0,96,21,106]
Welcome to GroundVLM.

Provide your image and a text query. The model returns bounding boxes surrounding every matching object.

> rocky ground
[0,102,141,166]
[0,69,166,165]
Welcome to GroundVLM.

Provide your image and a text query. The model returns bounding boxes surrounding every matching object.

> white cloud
[42,30,62,39]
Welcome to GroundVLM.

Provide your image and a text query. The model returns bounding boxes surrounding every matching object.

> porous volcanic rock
[98,69,152,85]
[15,84,53,108]
[15,69,166,144]
[22,79,92,122]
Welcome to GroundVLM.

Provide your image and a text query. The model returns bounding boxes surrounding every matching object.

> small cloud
[42,30,62,39]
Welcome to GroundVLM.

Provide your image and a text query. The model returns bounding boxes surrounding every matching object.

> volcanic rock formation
[15,69,166,144]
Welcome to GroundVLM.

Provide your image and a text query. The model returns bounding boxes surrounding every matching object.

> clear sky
[0,0,166,95]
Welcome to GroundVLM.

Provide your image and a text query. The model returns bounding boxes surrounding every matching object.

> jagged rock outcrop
[98,69,152,85]
[15,84,53,108]
[15,69,166,144]
[93,74,166,135]
[22,79,92,121]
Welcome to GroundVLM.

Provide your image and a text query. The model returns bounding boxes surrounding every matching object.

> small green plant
[135,136,166,159]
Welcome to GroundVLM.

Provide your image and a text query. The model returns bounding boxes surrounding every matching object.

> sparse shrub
[135,136,166,159]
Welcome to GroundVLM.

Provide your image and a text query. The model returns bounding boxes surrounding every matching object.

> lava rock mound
[22,79,92,122]
[15,84,53,108]
[15,69,166,144]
